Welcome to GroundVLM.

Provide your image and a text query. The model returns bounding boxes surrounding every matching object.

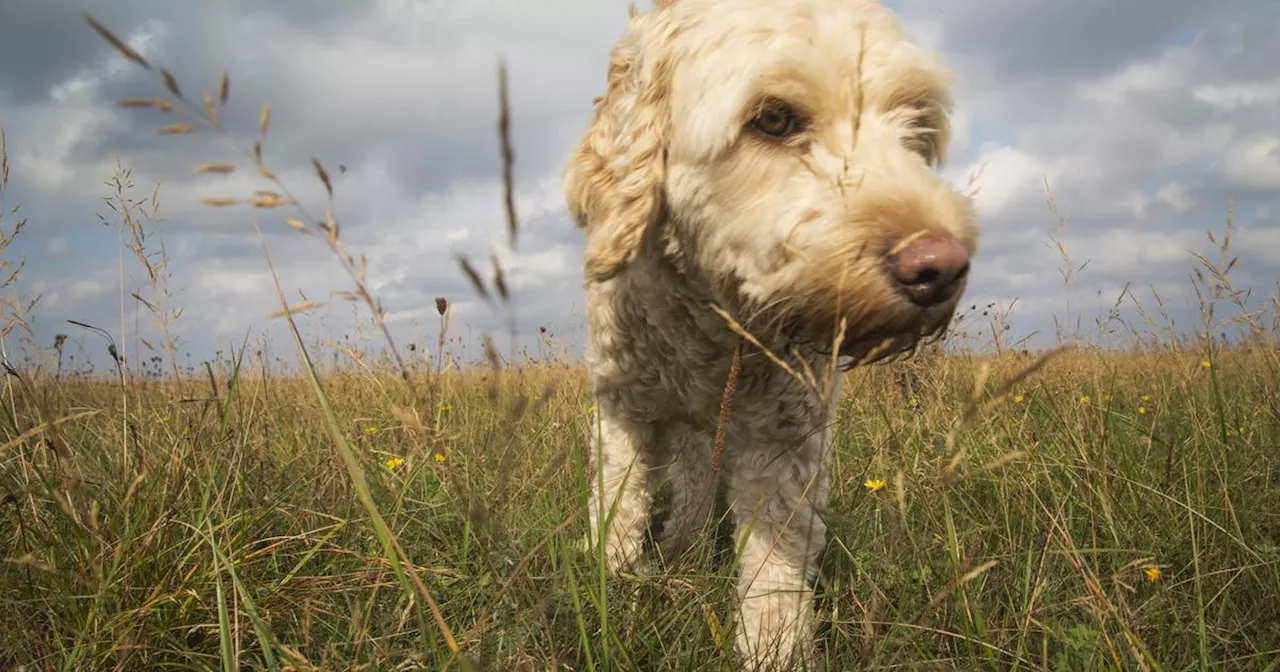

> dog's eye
[751,104,804,138]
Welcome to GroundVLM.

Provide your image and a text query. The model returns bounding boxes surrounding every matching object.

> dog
[564,0,977,666]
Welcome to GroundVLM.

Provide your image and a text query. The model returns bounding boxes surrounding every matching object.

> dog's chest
[585,259,827,436]
[587,269,731,415]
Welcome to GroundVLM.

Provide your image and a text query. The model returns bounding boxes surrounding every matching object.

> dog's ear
[564,21,671,283]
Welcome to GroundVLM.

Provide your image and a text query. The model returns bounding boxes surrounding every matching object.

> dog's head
[565,0,978,363]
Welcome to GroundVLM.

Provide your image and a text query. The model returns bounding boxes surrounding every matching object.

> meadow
[1,15,1279,672]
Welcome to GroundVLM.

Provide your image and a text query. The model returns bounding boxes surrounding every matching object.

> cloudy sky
[1,0,1277,372]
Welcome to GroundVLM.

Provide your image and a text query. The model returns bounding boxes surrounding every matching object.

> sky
[1,0,1277,373]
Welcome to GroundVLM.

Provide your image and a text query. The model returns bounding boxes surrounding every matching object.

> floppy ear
[564,17,671,283]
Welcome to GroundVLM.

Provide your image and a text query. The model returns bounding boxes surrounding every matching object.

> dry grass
[0,15,1278,671]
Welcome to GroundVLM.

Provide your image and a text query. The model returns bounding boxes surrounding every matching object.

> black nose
[886,232,971,308]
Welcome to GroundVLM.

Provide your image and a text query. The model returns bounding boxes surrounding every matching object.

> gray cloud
[901,0,1260,82]
[2,0,1277,372]
[1,0,628,370]
[889,0,1280,348]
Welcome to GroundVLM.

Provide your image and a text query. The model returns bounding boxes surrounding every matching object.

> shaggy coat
[564,0,978,667]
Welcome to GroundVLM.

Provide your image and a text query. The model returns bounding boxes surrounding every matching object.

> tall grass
[0,14,1278,672]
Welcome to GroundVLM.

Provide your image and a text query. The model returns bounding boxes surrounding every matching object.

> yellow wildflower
[1200,360,1211,370]
[1079,395,1091,405]
[363,426,378,435]
[1144,566,1161,583]
[384,457,405,470]
[864,478,887,493]
[1141,394,1151,402]
[433,452,447,463]
[440,404,453,413]
[1137,406,1148,415]
[1101,394,1112,403]
[1013,393,1025,404]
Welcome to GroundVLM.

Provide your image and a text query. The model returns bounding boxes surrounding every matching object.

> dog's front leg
[585,397,656,573]
[726,433,832,670]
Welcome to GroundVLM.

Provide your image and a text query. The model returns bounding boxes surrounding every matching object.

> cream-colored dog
[565,0,977,667]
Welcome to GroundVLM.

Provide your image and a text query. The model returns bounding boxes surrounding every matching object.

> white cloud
[1193,81,1280,110]
[955,144,1053,221]
[69,278,109,299]
[1079,57,1180,104]
[495,243,579,292]
[198,269,270,297]
[945,106,973,158]
[1221,135,1280,190]
[1155,182,1196,212]
[15,19,168,191]
[44,236,68,255]
[1084,229,1198,276]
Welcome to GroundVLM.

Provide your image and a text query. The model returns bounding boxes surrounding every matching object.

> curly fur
[565,0,978,667]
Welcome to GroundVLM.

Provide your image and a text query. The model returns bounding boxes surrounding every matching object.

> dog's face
[566,0,979,363]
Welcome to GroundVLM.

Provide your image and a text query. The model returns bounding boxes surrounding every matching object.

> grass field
[3,331,1279,670]
[2,15,1280,672]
